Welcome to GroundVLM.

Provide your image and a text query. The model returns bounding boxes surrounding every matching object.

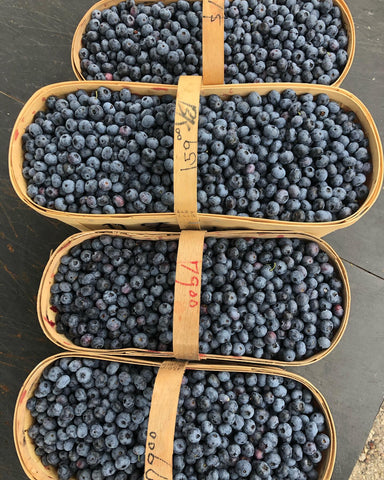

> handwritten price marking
[175,128,198,172]
[203,13,223,24]
[175,127,182,140]
[175,100,198,131]
[175,261,200,308]
[207,0,224,9]
[181,139,198,171]
[203,0,224,24]
[145,431,170,480]
[173,76,200,229]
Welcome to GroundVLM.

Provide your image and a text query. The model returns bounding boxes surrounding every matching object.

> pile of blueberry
[22,87,371,222]
[197,90,370,222]
[27,358,331,480]
[27,359,156,480]
[22,88,175,215]
[51,235,344,362]
[79,0,349,85]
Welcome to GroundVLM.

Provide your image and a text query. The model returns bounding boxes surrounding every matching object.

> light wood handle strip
[173,230,206,360]
[202,0,225,84]
[144,360,187,480]
[173,76,202,230]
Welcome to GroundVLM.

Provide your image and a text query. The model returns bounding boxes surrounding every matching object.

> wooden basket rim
[37,229,350,367]
[8,81,383,236]
[70,0,355,89]
[14,353,336,480]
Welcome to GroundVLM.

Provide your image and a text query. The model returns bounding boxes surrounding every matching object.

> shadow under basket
[37,229,350,367]
[14,352,337,480]
[9,81,383,236]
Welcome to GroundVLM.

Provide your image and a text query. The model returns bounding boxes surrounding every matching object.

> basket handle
[202,0,225,84]
[173,75,202,230]
[173,230,206,360]
[144,360,187,480]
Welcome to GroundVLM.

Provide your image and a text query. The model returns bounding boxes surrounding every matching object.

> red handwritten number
[180,261,199,274]
[176,261,200,308]
[189,290,198,308]
[175,276,199,287]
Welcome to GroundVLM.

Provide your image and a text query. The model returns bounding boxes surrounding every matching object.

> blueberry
[256,461,271,478]
[314,210,333,222]
[75,367,92,384]
[303,441,318,457]
[272,165,286,179]
[55,375,70,390]
[315,433,331,451]
[317,336,332,349]
[235,459,252,477]
[266,201,280,217]
[305,421,319,441]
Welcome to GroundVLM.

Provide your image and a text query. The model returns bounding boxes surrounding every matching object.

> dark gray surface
[0,0,95,101]
[0,1,383,479]
[325,0,384,279]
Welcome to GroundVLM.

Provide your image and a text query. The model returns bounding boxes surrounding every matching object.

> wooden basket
[9,80,383,236]
[70,0,355,88]
[14,352,337,480]
[37,229,350,367]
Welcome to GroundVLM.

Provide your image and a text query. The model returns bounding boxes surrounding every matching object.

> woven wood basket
[71,0,355,88]
[37,229,350,367]
[9,80,383,236]
[14,352,337,480]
